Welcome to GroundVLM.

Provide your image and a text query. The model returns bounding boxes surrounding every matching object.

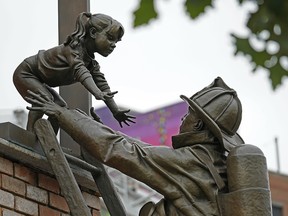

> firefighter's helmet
[180,77,244,151]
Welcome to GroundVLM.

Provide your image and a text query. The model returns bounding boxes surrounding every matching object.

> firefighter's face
[179,107,200,133]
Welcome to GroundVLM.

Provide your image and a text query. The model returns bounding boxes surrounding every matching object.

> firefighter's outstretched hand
[25,90,63,118]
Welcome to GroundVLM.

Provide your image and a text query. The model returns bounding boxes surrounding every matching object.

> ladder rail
[81,148,127,216]
[34,119,127,216]
[35,119,91,216]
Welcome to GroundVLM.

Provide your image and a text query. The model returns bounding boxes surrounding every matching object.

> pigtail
[64,12,92,48]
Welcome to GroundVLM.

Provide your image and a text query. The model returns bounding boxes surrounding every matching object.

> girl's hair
[64,12,124,48]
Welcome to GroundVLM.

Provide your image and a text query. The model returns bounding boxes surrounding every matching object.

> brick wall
[269,171,288,216]
[0,155,101,216]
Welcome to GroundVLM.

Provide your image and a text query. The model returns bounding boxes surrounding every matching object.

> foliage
[132,0,288,89]
[184,0,213,19]
[133,0,158,27]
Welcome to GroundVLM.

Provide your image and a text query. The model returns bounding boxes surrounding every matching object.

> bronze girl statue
[13,12,135,133]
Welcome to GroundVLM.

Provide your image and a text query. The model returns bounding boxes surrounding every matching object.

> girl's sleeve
[90,60,111,92]
[64,46,92,83]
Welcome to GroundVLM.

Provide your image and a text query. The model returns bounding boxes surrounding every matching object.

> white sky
[0,0,287,174]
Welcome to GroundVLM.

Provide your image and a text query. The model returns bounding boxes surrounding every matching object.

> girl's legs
[13,59,62,133]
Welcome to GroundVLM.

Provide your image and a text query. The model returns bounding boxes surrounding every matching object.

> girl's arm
[63,46,114,101]
[83,75,135,127]
[81,77,115,101]
[90,62,136,127]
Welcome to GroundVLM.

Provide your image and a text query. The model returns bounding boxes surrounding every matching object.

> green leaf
[232,34,271,69]
[184,0,213,19]
[236,0,288,90]
[231,34,254,56]
[247,5,274,35]
[133,0,158,27]
[232,33,288,89]
[237,0,244,4]
[269,61,288,89]
[232,34,257,70]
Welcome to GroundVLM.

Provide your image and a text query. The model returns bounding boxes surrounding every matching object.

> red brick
[0,189,14,208]
[2,208,25,216]
[27,184,48,204]
[82,191,100,210]
[92,209,101,216]
[0,156,13,175]
[269,172,288,216]
[2,174,25,196]
[38,174,60,194]
[14,163,37,185]
[15,196,38,216]
[49,192,69,213]
[39,205,61,216]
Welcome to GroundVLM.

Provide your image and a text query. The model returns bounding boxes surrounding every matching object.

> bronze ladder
[34,119,126,216]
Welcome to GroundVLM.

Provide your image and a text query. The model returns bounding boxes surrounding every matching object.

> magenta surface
[96,102,188,147]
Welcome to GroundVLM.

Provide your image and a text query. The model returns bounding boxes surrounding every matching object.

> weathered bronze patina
[25,77,272,215]
[13,12,135,134]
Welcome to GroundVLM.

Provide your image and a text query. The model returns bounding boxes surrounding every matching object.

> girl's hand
[113,109,136,128]
[95,91,118,101]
